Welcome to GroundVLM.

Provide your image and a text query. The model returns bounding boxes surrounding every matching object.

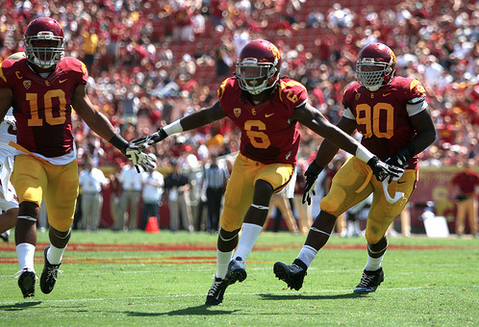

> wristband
[109,134,129,152]
[163,120,183,136]
[355,145,375,163]
[402,143,416,160]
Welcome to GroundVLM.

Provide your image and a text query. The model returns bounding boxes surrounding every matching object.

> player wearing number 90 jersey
[342,76,427,169]
[132,39,403,305]
[273,43,436,296]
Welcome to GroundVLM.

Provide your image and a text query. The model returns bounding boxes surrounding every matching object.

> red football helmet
[356,43,396,91]
[236,39,281,95]
[24,17,64,69]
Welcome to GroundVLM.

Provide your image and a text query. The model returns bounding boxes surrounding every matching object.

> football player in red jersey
[0,17,155,298]
[274,43,436,294]
[134,39,403,305]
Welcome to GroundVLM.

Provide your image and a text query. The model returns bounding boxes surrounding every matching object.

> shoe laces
[14,269,38,279]
[45,265,63,281]
[358,272,376,287]
[207,276,223,297]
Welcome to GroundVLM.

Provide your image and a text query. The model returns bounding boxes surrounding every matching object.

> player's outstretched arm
[133,101,227,147]
[72,84,155,172]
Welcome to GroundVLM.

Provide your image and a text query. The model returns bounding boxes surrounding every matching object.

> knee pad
[219,228,240,242]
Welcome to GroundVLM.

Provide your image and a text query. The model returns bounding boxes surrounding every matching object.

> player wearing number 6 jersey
[0,17,155,299]
[132,39,403,305]
[274,43,436,294]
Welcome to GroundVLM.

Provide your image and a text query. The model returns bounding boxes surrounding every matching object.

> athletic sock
[47,244,67,265]
[364,255,384,271]
[16,243,36,272]
[233,223,263,262]
[216,250,233,279]
[297,245,318,268]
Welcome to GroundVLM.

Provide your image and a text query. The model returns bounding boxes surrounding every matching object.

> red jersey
[218,77,308,165]
[451,171,479,195]
[0,57,88,157]
[342,76,427,169]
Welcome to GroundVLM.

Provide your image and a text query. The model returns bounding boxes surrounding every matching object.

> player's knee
[320,196,342,217]
[18,201,39,219]
[253,180,273,206]
[219,228,240,241]
[365,229,383,245]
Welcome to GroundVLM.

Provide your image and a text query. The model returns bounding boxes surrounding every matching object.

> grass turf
[1,230,478,326]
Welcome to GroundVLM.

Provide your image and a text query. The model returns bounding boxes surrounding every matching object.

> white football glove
[123,145,157,173]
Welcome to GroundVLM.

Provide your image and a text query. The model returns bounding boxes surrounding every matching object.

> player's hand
[122,144,157,173]
[385,148,411,169]
[132,128,168,147]
[367,156,404,183]
[302,161,323,205]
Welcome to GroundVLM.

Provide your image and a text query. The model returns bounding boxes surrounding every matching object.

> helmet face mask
[236,59,277,95]
[24,18,64,70]
[356,43,396,92]
[236,40,281,95]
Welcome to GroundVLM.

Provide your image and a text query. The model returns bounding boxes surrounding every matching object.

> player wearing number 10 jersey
[0,56,86,157]
[0,17,154,299]
[274,43,436,295]
[131,39,403,305]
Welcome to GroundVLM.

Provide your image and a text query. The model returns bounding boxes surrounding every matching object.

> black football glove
[367,156,404,183]
[385,146,414,169]
[132,128,168,147]
[302,161,323,205]
[122,144,157,173]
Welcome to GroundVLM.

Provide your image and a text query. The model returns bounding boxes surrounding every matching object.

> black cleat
[40,246,62,294]
[353,267,385,293]
[226,257,247,284]
[17,269,36,298]
[205,276,231,305]
[273,261,307,291]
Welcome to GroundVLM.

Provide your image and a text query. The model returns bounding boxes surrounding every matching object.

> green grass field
[1,230,478,326]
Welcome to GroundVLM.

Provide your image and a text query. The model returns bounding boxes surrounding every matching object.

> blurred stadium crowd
[1,0,478,173]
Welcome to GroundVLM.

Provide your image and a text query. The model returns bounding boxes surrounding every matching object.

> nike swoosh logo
[397,181,406,184]
[383,93,391,97]
[59,79,68,83]
[265,113,274,118]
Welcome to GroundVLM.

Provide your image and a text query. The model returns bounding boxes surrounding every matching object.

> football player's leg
[206,157,253,305]
[12,155,47,297]
[275,158,372,290]
[355,171,416,293]
[302,159,372,265]
[234,163,292,263]
[13,155,45,259]
[39,161,78,295]
[214,155,254,281]
[43,160,79,264]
